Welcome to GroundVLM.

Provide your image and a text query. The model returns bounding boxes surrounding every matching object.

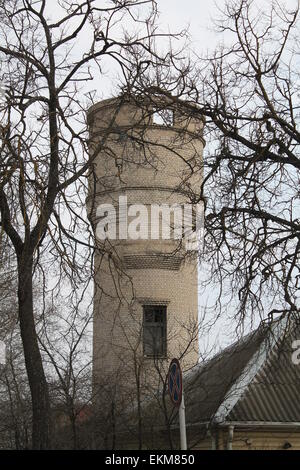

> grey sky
[157,0,218,48]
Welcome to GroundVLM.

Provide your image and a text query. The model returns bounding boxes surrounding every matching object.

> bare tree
[3,0,294,451]
[197,0,300,324]
[0,325,32,450]
[134,0,300,327]
[0,0,183,448]
[38,301,93,449]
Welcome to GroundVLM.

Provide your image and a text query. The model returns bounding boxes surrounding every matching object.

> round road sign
[168,358,182,407]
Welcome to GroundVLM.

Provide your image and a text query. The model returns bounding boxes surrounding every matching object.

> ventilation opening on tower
[152,108,174,126]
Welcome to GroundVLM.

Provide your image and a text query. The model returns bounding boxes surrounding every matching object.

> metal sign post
[178,387,187,450]
[168,358,187,450]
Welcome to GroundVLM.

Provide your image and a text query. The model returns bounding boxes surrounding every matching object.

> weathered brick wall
[87,96,204,411]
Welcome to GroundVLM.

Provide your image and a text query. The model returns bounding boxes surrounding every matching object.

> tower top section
[87,93,205,139]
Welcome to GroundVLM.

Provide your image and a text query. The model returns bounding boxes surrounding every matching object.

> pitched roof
[183,324,267,424]
[183,317,300,425]
[227,323,300,423]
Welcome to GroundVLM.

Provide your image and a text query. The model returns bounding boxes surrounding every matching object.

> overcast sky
[157,0,298,45]
[88,1,221,100]
[157,1,218,48]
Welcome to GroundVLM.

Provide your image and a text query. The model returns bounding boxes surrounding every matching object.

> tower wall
[87,96,204,407]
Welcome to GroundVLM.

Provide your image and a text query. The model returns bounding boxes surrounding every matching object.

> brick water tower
[87,94,204,408]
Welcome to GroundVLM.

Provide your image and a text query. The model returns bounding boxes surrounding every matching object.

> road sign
[168,358,183,407]
[167,358,187,449]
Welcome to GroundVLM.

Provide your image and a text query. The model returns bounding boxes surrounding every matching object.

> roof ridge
[212,317,289,424]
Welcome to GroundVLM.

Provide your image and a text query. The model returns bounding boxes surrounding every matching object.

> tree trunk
[17,256,51,449]
[70,415,78,450]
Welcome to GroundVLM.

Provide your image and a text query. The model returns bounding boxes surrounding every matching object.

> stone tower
[87,94,204,410]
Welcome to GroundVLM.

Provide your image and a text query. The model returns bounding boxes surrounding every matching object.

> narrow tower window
[143,305,167,357]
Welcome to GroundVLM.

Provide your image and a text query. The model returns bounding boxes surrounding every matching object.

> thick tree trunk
[17,256,51,449]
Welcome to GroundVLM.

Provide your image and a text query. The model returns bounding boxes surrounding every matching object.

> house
[114,317,300,450]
